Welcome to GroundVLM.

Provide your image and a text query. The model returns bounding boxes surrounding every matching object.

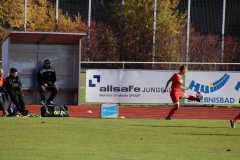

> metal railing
[2,61,239,70]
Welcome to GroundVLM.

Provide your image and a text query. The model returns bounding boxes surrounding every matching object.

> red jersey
[171,73,183,92]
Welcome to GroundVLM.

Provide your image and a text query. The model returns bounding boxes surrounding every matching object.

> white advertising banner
[86,69,175,103]
[86,70,240,104]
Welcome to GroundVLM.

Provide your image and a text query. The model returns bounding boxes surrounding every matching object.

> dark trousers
[0,92,9,110]
[0,100,4,110]
[10,91,26,115]
[38,85,59,101]
[0,92,11,110]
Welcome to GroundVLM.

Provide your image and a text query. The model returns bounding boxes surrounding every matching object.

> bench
[22,88,78,91]
[21,88,78,104]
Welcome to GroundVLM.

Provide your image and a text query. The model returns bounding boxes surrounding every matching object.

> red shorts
[170,91,185,104]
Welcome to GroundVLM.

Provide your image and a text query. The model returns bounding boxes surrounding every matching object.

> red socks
[233,114,240,122]
[168,108,178,117]
[188,95,199,101]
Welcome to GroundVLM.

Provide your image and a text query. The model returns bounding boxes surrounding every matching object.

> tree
[0,0,118,64]
[81,21,119,68]
[180,31,240,71]
[101,0,186,69]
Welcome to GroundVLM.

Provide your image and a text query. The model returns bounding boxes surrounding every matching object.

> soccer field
[1,118,239,160]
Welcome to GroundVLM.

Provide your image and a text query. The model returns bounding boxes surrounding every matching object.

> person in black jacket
[37,59,59,105]
[0,68,11,117]
[5,68,29,117]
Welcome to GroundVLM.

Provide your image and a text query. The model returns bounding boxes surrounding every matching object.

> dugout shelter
[1,31,86,105]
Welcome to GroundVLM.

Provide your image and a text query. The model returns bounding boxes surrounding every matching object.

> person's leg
[181,92,200,101]
[10,93,23,115]
[0,99,8,116]
[233,113,240,123]
[2,93,10,110]
[230,113,240,128]
[166,92,180,120]
[0,101,5,110]
[166,103,179,119]
[188,95,200,101]
[3,92,12,113]
[166,92,195,120]
[17,92,27,112]
[38,85,46,101]
[46,85,59,102]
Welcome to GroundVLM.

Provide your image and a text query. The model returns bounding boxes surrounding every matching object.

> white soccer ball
[196,91,204,100]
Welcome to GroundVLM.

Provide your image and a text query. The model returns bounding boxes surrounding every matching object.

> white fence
[3,60,240,70]
[81,61,240,70]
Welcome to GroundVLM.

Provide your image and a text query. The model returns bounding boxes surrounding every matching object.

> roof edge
[10,31,87,36]
[1,31,87,44]
[0,31,12,44]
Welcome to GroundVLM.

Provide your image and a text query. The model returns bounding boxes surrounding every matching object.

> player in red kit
[230,113,240,128]
[162,65,201,120]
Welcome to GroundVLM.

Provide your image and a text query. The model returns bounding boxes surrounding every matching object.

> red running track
[26,105,240,120]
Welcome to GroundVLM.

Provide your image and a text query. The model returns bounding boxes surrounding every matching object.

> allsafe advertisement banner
[86,69,240,104]
[86,69,174,103]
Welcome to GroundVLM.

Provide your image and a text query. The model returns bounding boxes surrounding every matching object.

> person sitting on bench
[0,68,11,117]
[37,59,59,105]
[5,68,29,117]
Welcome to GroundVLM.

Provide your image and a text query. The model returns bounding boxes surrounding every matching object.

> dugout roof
[2,31,86,45]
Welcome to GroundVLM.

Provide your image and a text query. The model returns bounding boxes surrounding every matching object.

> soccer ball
[196,92,204,100]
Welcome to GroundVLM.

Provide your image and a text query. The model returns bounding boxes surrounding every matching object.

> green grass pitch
[1,118,239,160]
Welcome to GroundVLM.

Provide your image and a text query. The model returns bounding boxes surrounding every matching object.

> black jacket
[5,75,22,96]
[37,67,57,86]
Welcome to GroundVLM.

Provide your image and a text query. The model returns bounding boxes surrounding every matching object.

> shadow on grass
[181,133,240,136]
[130,125,240,136]
[130,124,227,129]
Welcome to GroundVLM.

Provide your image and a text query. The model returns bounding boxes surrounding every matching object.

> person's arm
[37,69,44,85]
[0,79,4,91]
[18,77,22,89]
[5,77,18,89]
[2,79,7,92]
[162,77,172,93]
[51,69,57,85]
[180,86,188,90]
